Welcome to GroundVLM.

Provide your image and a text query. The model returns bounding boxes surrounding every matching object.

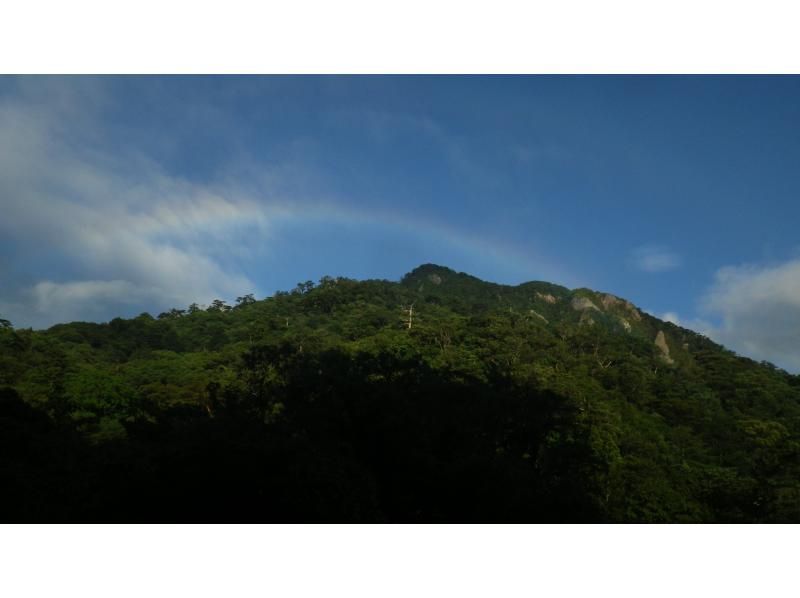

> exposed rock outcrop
[601,293,642,320]
[535,292,558,304]
[655,330,674,364]
[571,297,600,312]
[627,304,642,321]
[428,274,442,285]
[601,294,622,309]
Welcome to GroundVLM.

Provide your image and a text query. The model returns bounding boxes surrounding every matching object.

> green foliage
[2,264,800,522]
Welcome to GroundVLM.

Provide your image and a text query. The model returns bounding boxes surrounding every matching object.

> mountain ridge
[400,263,720,370]
[7,263,714,368]
[1,263,799,522]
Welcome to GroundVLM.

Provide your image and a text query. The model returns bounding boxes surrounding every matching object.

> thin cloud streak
[0,84,265,327]
[630,245,681,273]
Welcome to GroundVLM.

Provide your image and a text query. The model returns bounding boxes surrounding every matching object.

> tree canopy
[2,264,799,522]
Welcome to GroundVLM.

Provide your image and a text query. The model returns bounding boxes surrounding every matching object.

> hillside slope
[1,264,799,522]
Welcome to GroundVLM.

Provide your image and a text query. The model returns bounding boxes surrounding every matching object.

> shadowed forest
[2,265,800,522]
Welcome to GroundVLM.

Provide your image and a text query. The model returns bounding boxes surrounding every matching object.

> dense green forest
[2,264,799,522]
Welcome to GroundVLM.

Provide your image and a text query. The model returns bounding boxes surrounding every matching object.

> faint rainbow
[253,199,582,288]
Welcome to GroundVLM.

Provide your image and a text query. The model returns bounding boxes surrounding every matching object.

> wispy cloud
[0,80,268,327]
[0,79,578,329]
[654,310,715,338]
[655,257,800,372]
[630,245,681,273]
[698,258,800,371]
[661,311,681,325]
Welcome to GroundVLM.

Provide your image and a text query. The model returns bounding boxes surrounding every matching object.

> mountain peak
[402,263,467,281]
[3,262,799,522]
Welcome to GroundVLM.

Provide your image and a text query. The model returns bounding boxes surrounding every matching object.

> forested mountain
[2,264,799,522]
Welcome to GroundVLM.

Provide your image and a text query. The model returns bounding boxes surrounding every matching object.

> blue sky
[2,75,800,371]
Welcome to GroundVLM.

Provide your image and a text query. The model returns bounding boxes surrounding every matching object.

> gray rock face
[601,294,622,309]
[428,274,442,285]
[601,293,642,320]
[627,303,642,321]
[571,297,600,312]
[655,330,674,364]
[536,292,558,304]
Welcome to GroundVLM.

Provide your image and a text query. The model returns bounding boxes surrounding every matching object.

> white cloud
[661,311,681,325]
[653,310,715,338]
[29,280,163,323]
[33,280,148,307]
[699,258,800,372]
[0,79,582,329]
[0,81,270,328]
[630,245,681,273]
